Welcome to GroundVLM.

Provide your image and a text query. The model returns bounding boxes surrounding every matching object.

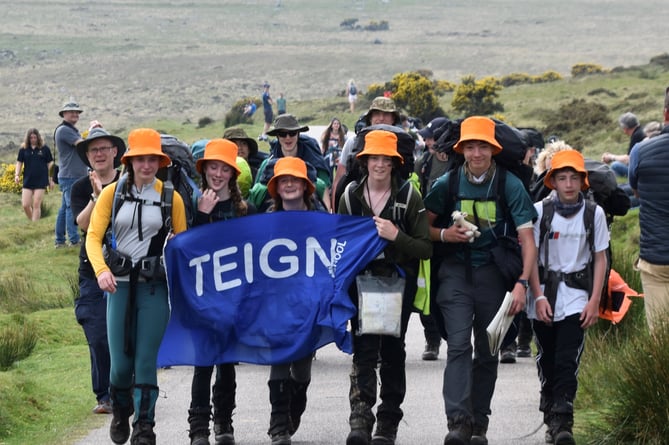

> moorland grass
[0,65,667,443]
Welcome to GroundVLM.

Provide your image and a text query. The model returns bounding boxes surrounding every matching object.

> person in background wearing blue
[264,156,325,445]
[259,82,274,141]
[54,101,87,247]
[339,130,432,445]
[187,138,256,445]
[86,128,187,445]
[71,128,125,416]
[14,128,54,221]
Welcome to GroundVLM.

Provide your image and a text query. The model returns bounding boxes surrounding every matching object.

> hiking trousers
[435,259,506,430]
[107,280,169,422]
[532,314,585,412]
[636,257,669,330]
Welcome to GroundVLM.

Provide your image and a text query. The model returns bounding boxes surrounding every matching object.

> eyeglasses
[88,146,114,155]
[277,131,298,138]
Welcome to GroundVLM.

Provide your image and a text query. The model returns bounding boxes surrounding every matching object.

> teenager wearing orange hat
[264,157,321,445]
[423,116,537,445]
[527,149,609,444]
[339,130,432,445]
[85,128,187,445]
[188,139,257,445]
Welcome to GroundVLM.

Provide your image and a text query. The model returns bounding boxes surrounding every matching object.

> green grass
[0,61,666,443]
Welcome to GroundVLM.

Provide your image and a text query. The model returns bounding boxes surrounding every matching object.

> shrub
[451,75,504,116]
[541,99,610,148]
[197,116,214,128]
[389,71,442,123]
[0,164,22,194]
[500,72,533,87]
[0,315,38,370]
[365,82,390,101]
[649,52,669,67]
[225,97,260,127]
[533,70,563,83]
[433,79,456,95]
[571,63,607,77]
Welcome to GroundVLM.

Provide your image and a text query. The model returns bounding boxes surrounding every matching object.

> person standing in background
[259,82,274,141]
[347,80,358,113]
[277,92,287,115]
[54,101,87,247]
[15,128,54,221]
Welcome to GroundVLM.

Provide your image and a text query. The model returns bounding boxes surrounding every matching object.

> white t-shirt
[526,199,610,322]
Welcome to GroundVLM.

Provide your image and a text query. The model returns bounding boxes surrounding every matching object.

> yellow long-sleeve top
[86,176,187,279]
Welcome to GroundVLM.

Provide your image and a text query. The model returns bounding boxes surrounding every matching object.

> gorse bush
[571,63,607,77]
[0,314,37,370]
[225,97,261,127]
[451,75,504,117]
[389,71,442,123]
[0,164,21,194]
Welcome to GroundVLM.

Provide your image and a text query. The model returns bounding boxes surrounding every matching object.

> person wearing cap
[70,128,125,415]
[251,114,332,211]
[338,130,432,445]
[527,149,608,444]
[333,98,402,211]
[85,128,187,445]
[14,128,54,221]
[263,156,323,445]
[223,126,268,181]
[423,116,537,445]
[259,82,274,141]
[187,139,256,445]
[54,101,87,247]
[412,117,451,361]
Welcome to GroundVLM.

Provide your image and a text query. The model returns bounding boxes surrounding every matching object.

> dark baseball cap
[418,117,449,139]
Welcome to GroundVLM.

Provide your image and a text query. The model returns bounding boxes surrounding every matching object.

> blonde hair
[534,140,574,176]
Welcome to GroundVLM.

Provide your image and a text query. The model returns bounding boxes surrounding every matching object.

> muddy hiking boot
[188,406,211,445]
[110,385,134,445]
[130,421,156,445]
[213,419,235,445]
[346,401,375,445]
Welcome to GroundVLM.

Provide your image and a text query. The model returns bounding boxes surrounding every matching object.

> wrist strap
[535,295,548,303]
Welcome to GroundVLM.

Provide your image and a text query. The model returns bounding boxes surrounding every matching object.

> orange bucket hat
[454,116,503,155]
[267,157,316,199]
[121,128,171,168]
[356,130,404,164]
[196,139,242,176]
[544,149,590,190]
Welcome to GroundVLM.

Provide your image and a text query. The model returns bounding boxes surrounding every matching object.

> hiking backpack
[433,117,534,191]
[333,123,416,212]
[157,134,202,227]
[349,84,357,95]
[341,179,415,233]
[538,197,617,313]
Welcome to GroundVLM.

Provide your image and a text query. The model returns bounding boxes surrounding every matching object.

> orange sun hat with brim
[121,128,171,168]
[267,157,316,199]
[544,149,590,190]
[356,130,404,164]
[196,139,242,176]
[454,116,503,155]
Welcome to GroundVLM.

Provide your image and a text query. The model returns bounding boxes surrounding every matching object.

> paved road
[74,317,546,444]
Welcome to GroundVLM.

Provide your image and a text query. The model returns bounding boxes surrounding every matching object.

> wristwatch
[516,279,529,290]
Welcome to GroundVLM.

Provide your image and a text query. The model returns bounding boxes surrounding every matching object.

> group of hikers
[31,88,652,445]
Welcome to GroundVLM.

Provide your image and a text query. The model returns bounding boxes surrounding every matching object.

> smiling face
[365,155,393,182]
[276,174,307,203]
[369,111,395,125]
[331,119,341,131]
[86,138,118,173]
[461,140,493,176]
[203,160,234,194]
[278,131,299,156]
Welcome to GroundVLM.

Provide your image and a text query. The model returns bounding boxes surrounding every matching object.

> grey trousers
[435,259,506,429]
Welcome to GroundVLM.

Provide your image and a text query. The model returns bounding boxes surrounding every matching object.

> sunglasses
[277,131,298,138]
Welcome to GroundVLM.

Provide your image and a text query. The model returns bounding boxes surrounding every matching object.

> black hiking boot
[444,415,473,445]
[109,385,134,445]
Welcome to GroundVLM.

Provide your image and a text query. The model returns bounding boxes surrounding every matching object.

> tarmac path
[74,316,546,445]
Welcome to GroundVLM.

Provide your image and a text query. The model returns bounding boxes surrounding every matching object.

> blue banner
[157,211,387,367]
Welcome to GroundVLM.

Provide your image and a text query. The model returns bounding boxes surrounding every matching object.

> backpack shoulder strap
[342,180,360,215]
[583,199,597,256]
[161,178,174,232]
[539,197,554,250]
[391,180,412,231]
